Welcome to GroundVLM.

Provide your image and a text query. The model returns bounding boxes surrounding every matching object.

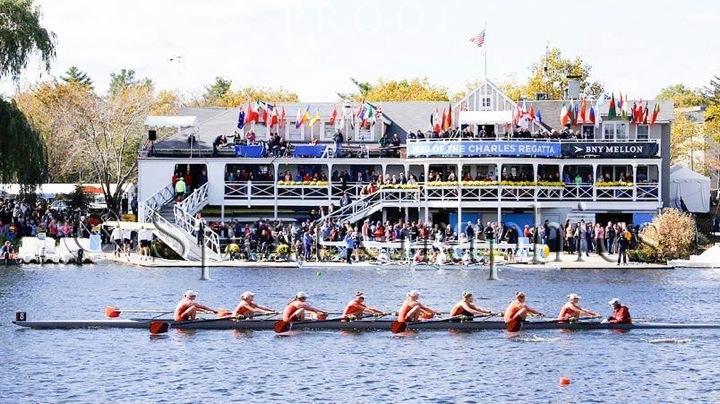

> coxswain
[449,291,493,319]
[173,290,218,321]
[282,292,328,322]
[504,291,545,332]
[342,291,384,320]
[558,293,599,321]
[397,290,440,323]
[604,298,632,324]
[231,291,276,318]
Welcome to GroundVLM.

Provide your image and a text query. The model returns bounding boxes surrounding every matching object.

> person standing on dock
[617,225,630,265]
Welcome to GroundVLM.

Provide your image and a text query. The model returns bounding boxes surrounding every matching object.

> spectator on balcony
[309,135,318,145]
[340,192,352,208]
[213,134,228,156]
[333,130,344,157]
[574,174,583,185]
[245,130,256,145]
[175,177,187,201]
[391,134,401,148]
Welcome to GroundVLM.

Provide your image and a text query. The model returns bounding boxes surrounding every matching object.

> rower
[397,290,440,323]
[231,291,276,318]
[504,291,544,332]
[604,298,632,324]
[558,293,599,321]
[173,290,218,321]
[282,292,328,322]
[449,291,493,319]
[342,291,384,320]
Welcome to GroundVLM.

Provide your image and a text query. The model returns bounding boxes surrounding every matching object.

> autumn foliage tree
[198,76,299,107]
[340,77,449,102]
[499,47,603,101]
[635,209,696,262]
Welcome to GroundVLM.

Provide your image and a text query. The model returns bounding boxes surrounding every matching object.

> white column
[632,164,638,201]
[592,163,598,201]
[273,163,279,218]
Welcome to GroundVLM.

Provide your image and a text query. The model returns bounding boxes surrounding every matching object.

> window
[602,122,628,141]
[636,125,649,140]
[482,97,491,109]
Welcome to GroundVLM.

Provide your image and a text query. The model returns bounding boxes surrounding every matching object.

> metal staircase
[318,188,421,225]
[141,182,222,261]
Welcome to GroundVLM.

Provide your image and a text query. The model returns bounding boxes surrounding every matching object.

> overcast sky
[3,0,719,101]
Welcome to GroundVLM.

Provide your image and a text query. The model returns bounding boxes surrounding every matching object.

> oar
[391,313,494,334]
[273,315,346,334]
[105,306,172,318]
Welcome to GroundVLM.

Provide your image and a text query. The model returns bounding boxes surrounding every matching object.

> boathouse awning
[459,110,513,125]
[145,116,197,128]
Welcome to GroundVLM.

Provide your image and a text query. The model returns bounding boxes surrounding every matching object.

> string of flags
[236,102,384,131]
[428,103,454,133]
[560,92,661,127]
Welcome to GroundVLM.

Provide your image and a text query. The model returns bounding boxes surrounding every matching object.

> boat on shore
[13,315,720,332]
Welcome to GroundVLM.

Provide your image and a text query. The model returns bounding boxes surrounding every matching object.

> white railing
[596,186,634,200]
[636,183,660,200]
[563,184,594,200]
[319,188,420,225]
[141,182,175,219]
[176,182,210,215]
[277,185,329,199]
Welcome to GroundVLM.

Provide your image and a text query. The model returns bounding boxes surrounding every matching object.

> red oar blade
[149,321,170,334]
[274,320,291,333]
[390,321,407,334]
[105,306,121,318]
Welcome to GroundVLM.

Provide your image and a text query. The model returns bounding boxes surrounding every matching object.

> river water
[2,263,720,403]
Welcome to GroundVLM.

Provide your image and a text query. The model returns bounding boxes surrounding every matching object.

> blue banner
[406,141,561,158]
[293,145,326,158]
[235,145,264,157]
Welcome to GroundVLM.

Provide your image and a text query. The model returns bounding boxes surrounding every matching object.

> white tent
[669,165,711,213]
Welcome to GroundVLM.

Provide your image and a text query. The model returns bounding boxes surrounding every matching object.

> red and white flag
[469,30,486,47]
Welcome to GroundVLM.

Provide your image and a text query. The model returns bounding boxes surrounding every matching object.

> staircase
[318,188,421,226]
[141,182,222,261]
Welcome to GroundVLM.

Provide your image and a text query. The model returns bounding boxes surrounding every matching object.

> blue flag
[237,109,245,129]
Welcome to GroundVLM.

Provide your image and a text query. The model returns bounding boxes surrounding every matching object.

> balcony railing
[222,180,660,204]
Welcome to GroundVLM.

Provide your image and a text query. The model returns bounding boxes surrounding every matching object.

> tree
[0,0,54,188]
[65,184,90,211]
[60,66,92,88]
[108,68,151,96]
[656,84,704,108]
[498,47,603,101]
[669,110,707,172]
[701,75,720,105]
[339,77,449,102]
[635,209,696,262]
[0,98,47,187]
[203,76,232,104]
[0,0,56,78]
[196,79,299,107]
[14,81,94,182]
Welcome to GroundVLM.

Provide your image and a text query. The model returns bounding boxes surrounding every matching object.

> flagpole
[484,22,488,81]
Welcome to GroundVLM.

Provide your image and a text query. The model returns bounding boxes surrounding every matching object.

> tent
[669,165,711,213]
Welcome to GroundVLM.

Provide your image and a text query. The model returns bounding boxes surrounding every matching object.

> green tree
[498,47,603,100]
[656,84,704,108]
[701,75,720,105]
[65,184,90,211]
[61,66,92,88]
[203,76,232,104]
[0,98,47,186]
[109,68,151,96]
[0,0,55,78]
[0,0,53,187]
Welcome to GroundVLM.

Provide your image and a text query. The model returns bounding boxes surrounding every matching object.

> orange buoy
[559,376,571,386]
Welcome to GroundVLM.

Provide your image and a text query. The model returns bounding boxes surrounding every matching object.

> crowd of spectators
[0,198,85,243]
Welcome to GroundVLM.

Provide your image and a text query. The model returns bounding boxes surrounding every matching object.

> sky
[3,0,720,101]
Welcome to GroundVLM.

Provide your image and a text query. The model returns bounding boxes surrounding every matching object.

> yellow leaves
[361,78,448,102]
[205,86,299,107]
[639,208,696,261]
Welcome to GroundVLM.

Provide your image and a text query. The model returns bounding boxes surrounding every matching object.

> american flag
[469,30,486,47]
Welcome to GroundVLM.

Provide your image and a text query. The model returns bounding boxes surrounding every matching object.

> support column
[326,163,333,204]
[273,163,279,218]
[592,163,598,201]
[423,163,430,224]
[221,204,225,222]
[632,163,638,201]
[382,208,387,223]
[405,207,409,223]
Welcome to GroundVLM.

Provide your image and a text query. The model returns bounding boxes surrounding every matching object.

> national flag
[309,108,321,126]
[618,92,624,110]
[528,105,535,121]
[560,104,570,126]
[280,107,286,124]
[588,107,596,125]
[536,108,542,123]
[572,101,579,125]
[441,108,447,130]
[469,30,486,47]
[579,98,587,124]
[269,106,278,128]
[328,107,337,125]
[366,104,376,126]
[261,106,268,124]
[607,93,617,119]
[642,102,649,124]
[245,101,259,124]
[433,109,441,133]
[237,107,245,129]
[446,103,453,129]
[295,106,309,128]
[650,102,660,125]
[620,100,628,120]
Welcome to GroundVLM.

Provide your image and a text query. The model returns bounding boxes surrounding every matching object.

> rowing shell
[12,318,720,331]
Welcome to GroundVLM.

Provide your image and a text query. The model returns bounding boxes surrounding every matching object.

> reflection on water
[2,264,720,402]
